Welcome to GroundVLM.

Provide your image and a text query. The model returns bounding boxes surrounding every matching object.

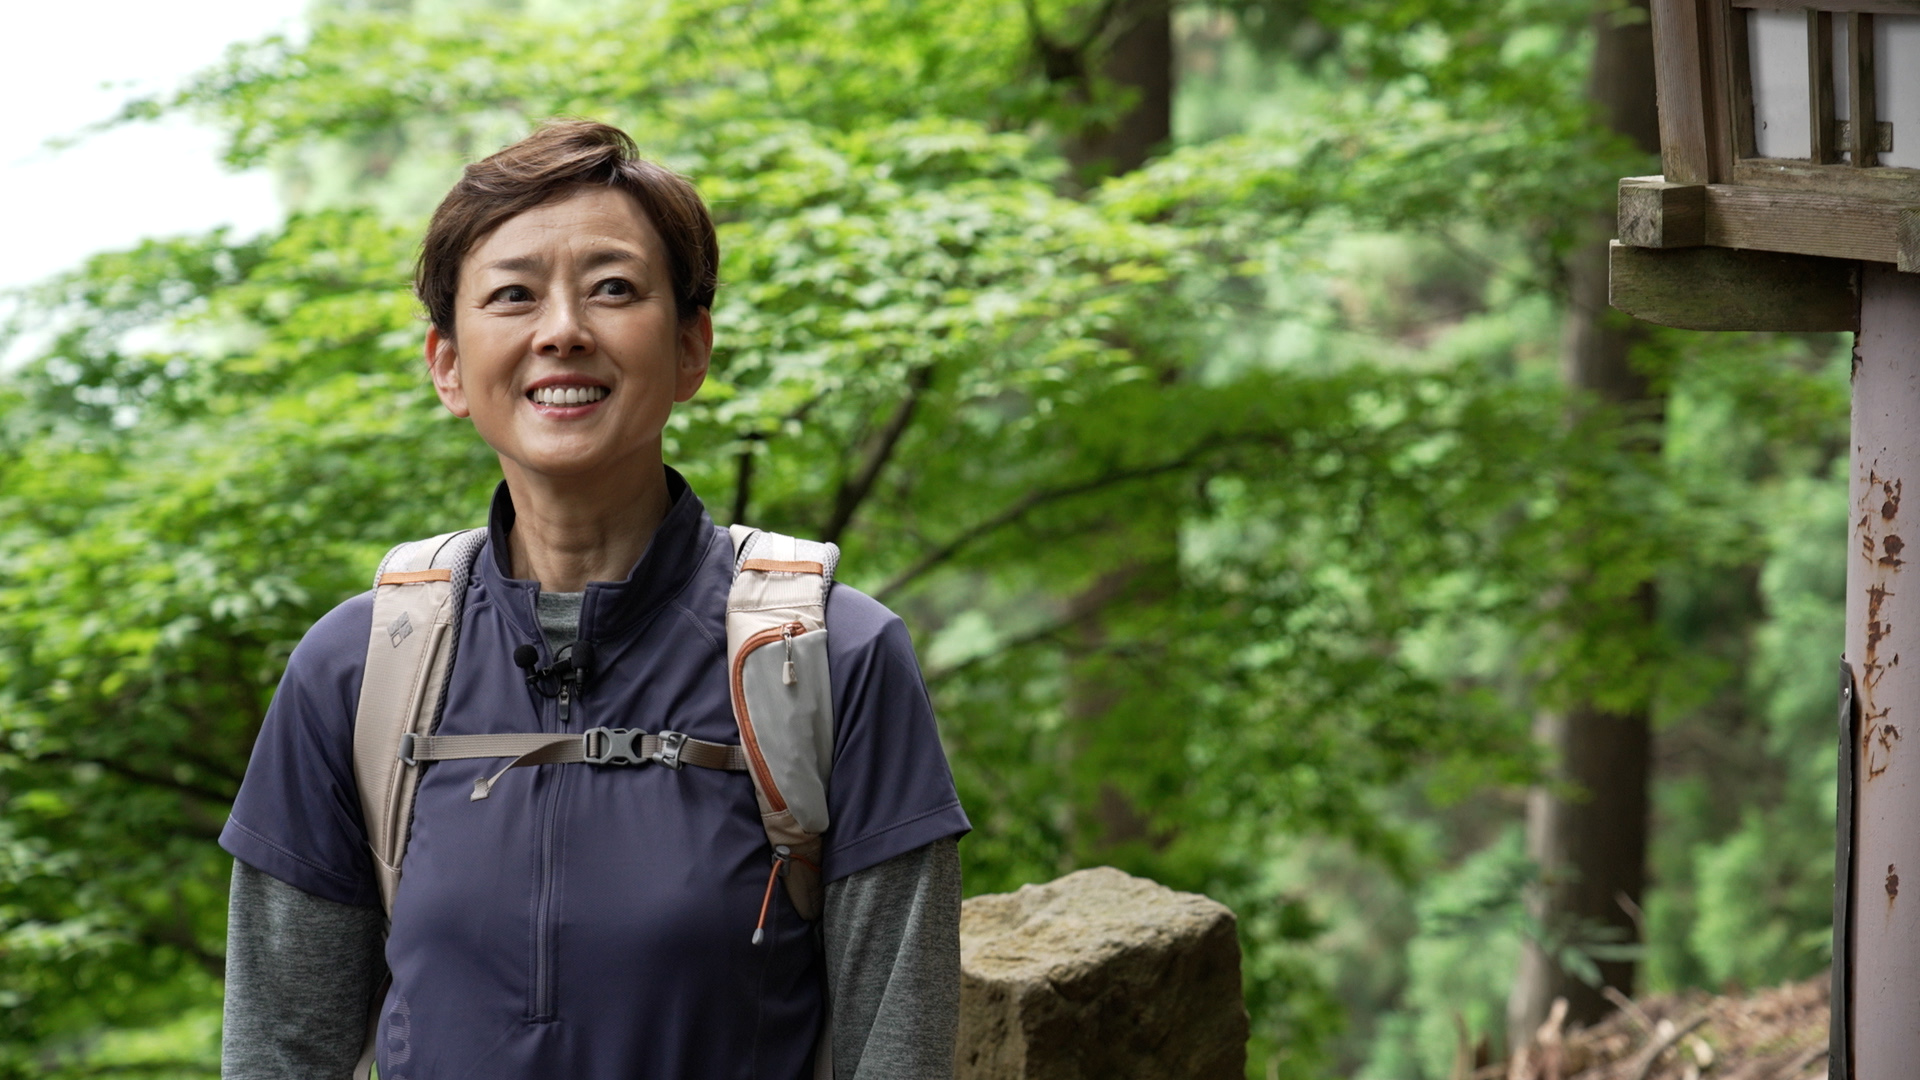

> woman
[219,120,969,1079]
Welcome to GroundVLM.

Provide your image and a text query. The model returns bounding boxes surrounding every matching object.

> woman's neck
[499,452,672,592]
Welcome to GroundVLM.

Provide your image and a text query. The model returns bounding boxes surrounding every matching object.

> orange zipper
[730,621,806,813]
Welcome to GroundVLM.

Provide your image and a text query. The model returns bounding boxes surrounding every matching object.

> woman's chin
[497,439,655,485]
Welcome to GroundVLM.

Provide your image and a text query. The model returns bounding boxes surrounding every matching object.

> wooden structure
[1610,4,1920,1079]
[1615,0,1920,327]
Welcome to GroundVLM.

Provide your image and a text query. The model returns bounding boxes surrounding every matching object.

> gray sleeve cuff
[222,860,387,1080]
[823,836,962,1080]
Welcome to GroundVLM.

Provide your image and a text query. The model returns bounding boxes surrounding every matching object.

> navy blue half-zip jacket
[221,470,971,1079]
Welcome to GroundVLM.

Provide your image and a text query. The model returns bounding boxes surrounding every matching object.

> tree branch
[142,923,226,981]
[925,590,1137,685]
[167,737,247,790]
[65,1062,217,1077]
[34,751,237,805]
[730,435,758,527]
[821,364,935,545]
[873,449,1209,602]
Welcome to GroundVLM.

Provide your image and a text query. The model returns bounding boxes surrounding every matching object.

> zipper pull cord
[781,623,797,686]
[753,845,791,945]
[558,681,571,723]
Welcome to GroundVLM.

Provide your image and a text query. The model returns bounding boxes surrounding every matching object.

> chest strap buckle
[582,727,643,766]
[579,727,691,769]
[651,730,689,770]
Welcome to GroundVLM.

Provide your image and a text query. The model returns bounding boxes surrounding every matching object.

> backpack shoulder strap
[725,526,839,921]
[351,528,488,914]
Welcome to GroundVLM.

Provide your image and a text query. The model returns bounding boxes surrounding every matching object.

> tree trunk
[1063,0,1173,179]
[1040,0,1172,184]
[1508,0,1663,1044]
[1039,0,1177,859]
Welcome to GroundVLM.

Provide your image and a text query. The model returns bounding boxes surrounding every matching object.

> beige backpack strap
[728,526,839,1080]
[351,528,488,915]
[726,526,839,924]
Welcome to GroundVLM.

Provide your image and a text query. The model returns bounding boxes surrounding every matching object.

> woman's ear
[425,326,472,418]
[674,307,714,403]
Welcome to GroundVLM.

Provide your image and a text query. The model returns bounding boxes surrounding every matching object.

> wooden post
[1846,264,1920,1080]
[1651,0,1721,183]
[1849,13,1877,167]
[1811,11,1838,165]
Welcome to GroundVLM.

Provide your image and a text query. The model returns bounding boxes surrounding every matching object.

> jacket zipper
[531,653,570,1022]
[729,622,807,813]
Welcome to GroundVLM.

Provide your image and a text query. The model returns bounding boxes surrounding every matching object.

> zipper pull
[558,682,571,723]
[753,845,791,945]
[782,623,797,686]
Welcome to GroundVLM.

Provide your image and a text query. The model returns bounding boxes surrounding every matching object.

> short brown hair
[415,119,719,335]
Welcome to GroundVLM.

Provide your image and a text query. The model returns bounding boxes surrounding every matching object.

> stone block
[956,866,1249,1080]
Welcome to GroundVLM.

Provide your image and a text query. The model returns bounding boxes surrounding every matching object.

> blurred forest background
[0,0,1850,1077]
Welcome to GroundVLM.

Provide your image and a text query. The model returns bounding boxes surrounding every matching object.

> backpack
[349,524,840,925]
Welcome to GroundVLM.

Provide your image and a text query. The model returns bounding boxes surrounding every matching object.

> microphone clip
[515,642,593,699]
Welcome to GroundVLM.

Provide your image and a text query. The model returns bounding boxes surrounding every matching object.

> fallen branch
[1767,1045,1826,1080]
[1603,985,1715,1077]
[1627,1013,1708,1080]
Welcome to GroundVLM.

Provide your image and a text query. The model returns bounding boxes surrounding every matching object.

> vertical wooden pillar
[1848,14,1877,168]
[1846,264,1920,1080]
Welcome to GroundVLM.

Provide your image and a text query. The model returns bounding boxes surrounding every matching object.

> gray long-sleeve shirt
[222,836,961,1079]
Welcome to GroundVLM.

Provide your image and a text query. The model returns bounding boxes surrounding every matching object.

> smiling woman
[415,126,718,592]
[216,120,970,1080]
[426,182,713,591]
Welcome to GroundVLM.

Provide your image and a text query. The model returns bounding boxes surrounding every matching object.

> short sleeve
[819,585,971,882]
[220,591,381,908]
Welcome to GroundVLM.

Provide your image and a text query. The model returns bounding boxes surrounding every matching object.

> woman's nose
[533,301,593,357]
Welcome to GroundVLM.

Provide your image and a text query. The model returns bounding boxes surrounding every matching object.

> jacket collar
[479,467,720,648]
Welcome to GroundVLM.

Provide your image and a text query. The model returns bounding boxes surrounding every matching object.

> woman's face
[425,185,711,486]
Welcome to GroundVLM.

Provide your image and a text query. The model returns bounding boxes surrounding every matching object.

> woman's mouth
[528,385,610,407]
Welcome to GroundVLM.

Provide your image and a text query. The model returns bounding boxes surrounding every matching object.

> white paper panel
[1749,10,1811,159]
[1876,16,1920,168]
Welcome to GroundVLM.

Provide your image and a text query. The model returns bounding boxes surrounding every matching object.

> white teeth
[530,385,608,406]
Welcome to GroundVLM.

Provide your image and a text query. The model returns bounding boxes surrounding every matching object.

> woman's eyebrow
[479,248,646,276]
[484,254,546,275]
[580,247,646,272]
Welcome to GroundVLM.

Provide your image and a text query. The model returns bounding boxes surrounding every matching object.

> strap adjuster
[583,727,643,766]
[652,730,689,770]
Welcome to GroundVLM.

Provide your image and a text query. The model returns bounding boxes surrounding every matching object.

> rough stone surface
[956,866,1249,1080]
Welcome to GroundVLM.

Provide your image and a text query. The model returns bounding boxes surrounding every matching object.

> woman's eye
[594,278,635,298]
[491,285,534,304]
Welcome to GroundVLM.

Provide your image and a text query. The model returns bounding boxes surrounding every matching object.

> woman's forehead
[465,187,665,273]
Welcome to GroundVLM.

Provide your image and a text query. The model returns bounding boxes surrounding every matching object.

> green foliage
[0,1,1858,1078]
[0,212,495,1075]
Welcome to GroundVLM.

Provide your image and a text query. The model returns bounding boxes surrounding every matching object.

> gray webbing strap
[406,728,749,801]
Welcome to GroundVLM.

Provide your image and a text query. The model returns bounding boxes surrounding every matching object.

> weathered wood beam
[1618,177,1920,269]
[1619,177,1707,247]
[1734,0,1920,15]
[1608,241,1861,331]
[1651,0,1720,184]
[1701,185,1920,269]
[1729,159,1920,201]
